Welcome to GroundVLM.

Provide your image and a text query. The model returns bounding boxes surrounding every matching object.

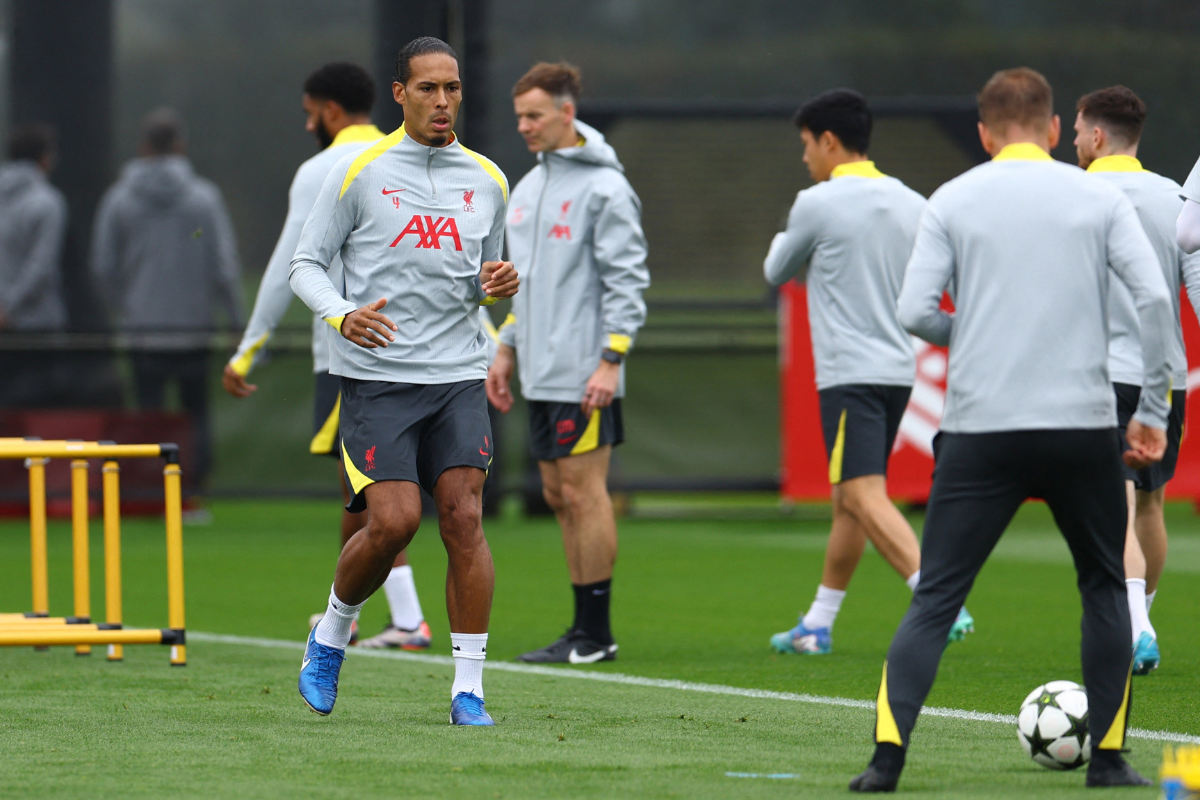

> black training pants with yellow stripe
[875,429,1133,755]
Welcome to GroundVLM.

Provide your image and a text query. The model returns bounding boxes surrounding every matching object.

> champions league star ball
[1017,680,1091,770]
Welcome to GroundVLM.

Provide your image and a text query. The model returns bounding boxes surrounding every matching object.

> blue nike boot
[299,626,345,716]
[450,691,495,726]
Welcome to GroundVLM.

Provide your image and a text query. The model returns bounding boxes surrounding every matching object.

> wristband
[601,348,624,364]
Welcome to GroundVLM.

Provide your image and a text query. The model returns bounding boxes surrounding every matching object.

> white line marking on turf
[725,772,799,779]
[189,632,1200,745]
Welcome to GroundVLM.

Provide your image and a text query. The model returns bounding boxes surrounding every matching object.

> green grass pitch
[0,498,1196,798]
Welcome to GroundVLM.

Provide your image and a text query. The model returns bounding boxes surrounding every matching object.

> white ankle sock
[1126,578,1156,642]
[802,585,846,630]
[905,570,921,592]
[313,586,363,650]
[382,565,424,630]
[1146,589,1157,612]
[450,633,487,699]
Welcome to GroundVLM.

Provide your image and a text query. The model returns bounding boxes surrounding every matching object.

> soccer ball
[1017,680,1091,770]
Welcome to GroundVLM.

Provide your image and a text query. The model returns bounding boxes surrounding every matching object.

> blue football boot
[770,620,832,654]
[1132,632,1160,675]
[298,626,345,716]
[947,606,975,643]
[450,691,495,726]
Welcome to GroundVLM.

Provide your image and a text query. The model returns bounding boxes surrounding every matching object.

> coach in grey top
[0,125,67,332]
[855,68,1165,793]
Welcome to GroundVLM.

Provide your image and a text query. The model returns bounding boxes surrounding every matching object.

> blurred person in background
[488,62,649,664]
[91,108,243,491]
[0,123,69,407]
[223,62,440,650]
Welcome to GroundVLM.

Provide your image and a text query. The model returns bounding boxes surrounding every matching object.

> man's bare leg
[835,475,920,581]
[1122,480,1156,645]
[518,447,619,661]
[1134,487,1167,594]
[432,466,493,704]
[819,499,868,592]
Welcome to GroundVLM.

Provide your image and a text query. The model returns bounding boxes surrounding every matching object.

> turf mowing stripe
[189,631,1200,744]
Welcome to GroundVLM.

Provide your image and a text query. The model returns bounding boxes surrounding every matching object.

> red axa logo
[548,224,571,240]
[556,419,575,435]
[364,445,377,472]
[390,215,463,251]
[463,190,475,212]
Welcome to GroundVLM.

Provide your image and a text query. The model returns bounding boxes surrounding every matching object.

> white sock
[905,570,921,592]
[802,585,846,630]
[1146,589,1157,612]
[450,632,487,699]
[382,565,424,630]
[314,586,363,650]
[1126,578,1156,642]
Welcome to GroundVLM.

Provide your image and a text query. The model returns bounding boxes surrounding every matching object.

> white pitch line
[189,631,1200,745]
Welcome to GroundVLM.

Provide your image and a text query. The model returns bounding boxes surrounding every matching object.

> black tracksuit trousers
[875,429,1132,756]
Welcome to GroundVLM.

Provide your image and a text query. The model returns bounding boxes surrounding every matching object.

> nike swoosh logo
[568,647,609,664]
[301,656,311,669]
[381,188,405,195]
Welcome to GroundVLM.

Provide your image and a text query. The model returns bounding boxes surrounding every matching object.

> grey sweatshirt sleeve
[228,174,308,375]
[897,205,955,346]
[0,194,66,318]
[208,189,244,327]
[288,160,359,324]
[476,193,507,306]
[1177,199,1200,255]
[763,191,821,286]
[497,312,516,349]
[1107,194,1174,428]
[593,188,649,353]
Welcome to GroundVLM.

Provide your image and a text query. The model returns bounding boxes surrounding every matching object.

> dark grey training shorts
[338,378,492,512]
[818,383,911,485]
[1113,382,1186,492]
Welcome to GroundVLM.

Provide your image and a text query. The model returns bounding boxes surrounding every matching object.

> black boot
[850,743,905,793]
[1085,751,1152,788]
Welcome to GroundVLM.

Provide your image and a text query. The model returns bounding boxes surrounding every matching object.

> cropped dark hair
[1076,85,1146,147]
[140,107,187,155]
[395,36,459,86]
[8,122,56,163]
[793,89,872,155]
[978,67,1053,130]
[512,62,582,104]
[304,62,376,115]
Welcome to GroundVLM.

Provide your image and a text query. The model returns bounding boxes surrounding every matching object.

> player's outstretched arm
[340,298,397,349]
[486,344,515,413]
[481,261,519,299]
[763,192,820,286]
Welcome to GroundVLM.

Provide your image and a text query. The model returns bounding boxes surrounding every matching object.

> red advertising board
[779,281,1200,503]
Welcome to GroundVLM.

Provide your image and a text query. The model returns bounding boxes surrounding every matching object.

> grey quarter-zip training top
[898,143,1174,433]
[290,124,508,385]
[764,160,925,390]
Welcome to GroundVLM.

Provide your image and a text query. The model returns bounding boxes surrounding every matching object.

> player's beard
[314,118,334,149]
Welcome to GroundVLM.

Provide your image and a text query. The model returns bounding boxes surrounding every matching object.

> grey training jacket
[290,126,508,384]
[1088,157,1200,390]
[500,120,649,402]
[91,155,243,336]
[763,161,924,390]
[0,162,68,331]
[898,145,1173,433]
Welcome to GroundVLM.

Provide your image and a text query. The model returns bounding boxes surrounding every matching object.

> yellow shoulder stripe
[339,124,407,199]
[459,142,508,202]
[229,332,269,377]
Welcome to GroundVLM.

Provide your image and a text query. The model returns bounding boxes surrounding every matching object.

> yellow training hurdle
[0,439,186,665]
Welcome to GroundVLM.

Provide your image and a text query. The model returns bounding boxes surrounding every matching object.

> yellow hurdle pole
[0,628,179,647]
[102,461,123,661]
[164,463,186,666]
[26,458,49,617]
[70,459,91,655]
